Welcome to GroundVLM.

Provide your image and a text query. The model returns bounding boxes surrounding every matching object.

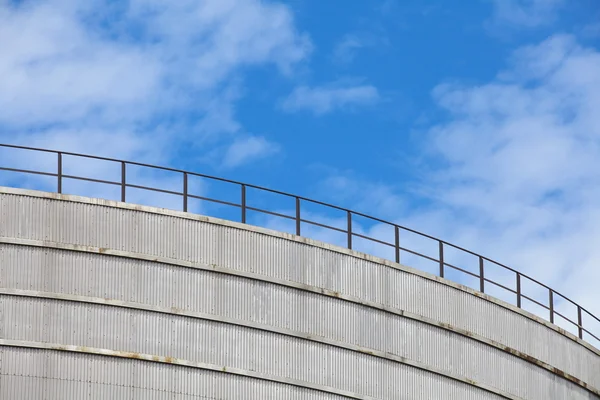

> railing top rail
[1,142,599,341]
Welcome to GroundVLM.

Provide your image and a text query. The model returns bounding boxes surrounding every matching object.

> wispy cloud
[281,84,380,115]
[0,0,310,216]
[222,135,280,168]
[488,0,565,28]
[0,0,310,163]
[333,35,365,65]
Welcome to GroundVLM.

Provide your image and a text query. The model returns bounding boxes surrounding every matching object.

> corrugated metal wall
[0,188,598,399]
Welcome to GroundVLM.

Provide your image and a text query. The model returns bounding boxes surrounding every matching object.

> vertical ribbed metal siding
[1,193,597,387]
[0,347,351,400]
[0,244,597,399]
[1,295,512,399]
[0,192,598,399]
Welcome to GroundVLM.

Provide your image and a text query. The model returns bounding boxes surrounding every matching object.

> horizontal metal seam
[0,368,216,398]
[0,236,597,396]
[0,339,369,399]
[0,288,521,400]
[0,186,597,357]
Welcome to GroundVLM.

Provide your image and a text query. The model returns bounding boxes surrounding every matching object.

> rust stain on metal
[124,351,142,359]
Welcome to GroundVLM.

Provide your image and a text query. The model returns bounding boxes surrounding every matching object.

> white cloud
[332,32,385,65]
[282,84,380,115]
[222,135,280,168]
[333,35,365,64]
[0,0,310,158]
[581,22,600,38]
[319,173,408,219]
[0,0,308,214]
[489,0,565,28]
[0,2,161,127]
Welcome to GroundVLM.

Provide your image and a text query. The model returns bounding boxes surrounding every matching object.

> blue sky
[1,0,600,344]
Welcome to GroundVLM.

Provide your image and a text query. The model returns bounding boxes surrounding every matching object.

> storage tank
[0,144,598,399]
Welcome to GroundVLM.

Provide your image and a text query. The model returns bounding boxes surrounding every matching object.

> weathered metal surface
[0,288,597,399]
[0,190,599,399]
[0,346,351,399]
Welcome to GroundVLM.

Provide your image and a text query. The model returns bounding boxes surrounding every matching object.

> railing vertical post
[578,306,583,339]
[479,257,485,293]
[183,172,188,213]
[121,162,126,202]
[394,225,400,264]
[516,273,522,308]
[57,152,62,194]
[549,290,554,324]
[347,211,352,250]
[295,197,301,236]
[438,241,444,278]
[241,184,246,224]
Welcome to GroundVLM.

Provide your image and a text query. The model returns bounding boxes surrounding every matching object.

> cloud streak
[282,84,380,115]
[0,0,309,167]
[488,0,565,28]
[222,135,280,168]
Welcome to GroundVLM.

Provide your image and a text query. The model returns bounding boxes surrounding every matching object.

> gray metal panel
[1,193,598,388]
[0,191,599,399]
[0,245,597,399]
[0,295,514,400]
[0,347,350,400]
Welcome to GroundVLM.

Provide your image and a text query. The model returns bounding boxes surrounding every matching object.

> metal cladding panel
[0,295,512,400]
[0,191,599,399]
[0,244,597,399]
[0,347,349,400]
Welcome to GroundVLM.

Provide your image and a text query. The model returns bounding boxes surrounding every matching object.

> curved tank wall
[0,186,598,400]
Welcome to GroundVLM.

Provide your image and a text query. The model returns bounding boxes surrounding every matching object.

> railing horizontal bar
[0,143,60,154]
[583,308,600,324]
[476,257,521,276]
[583,328,600,342]
[396,224,444,243]
[0,167,57,177]
[397,246,439,263]
[62,175,121,186]
[299,196,357,213]
[520,294,550,311]
[443,263,480,279]
[551,290,581,308]
[0,143,248,187]
[553,310,600,341]
[345,210,397,227]
[553,310,578,327]
[246,206,295,221]
[186,194,240,208]
[351,232,395,248]
[518,273,556,292]
[482,278,518,295]
[125,183,183,197]
[301,219,347,234]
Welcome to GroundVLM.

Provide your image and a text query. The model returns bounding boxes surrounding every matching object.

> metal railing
[0,142,598,346]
